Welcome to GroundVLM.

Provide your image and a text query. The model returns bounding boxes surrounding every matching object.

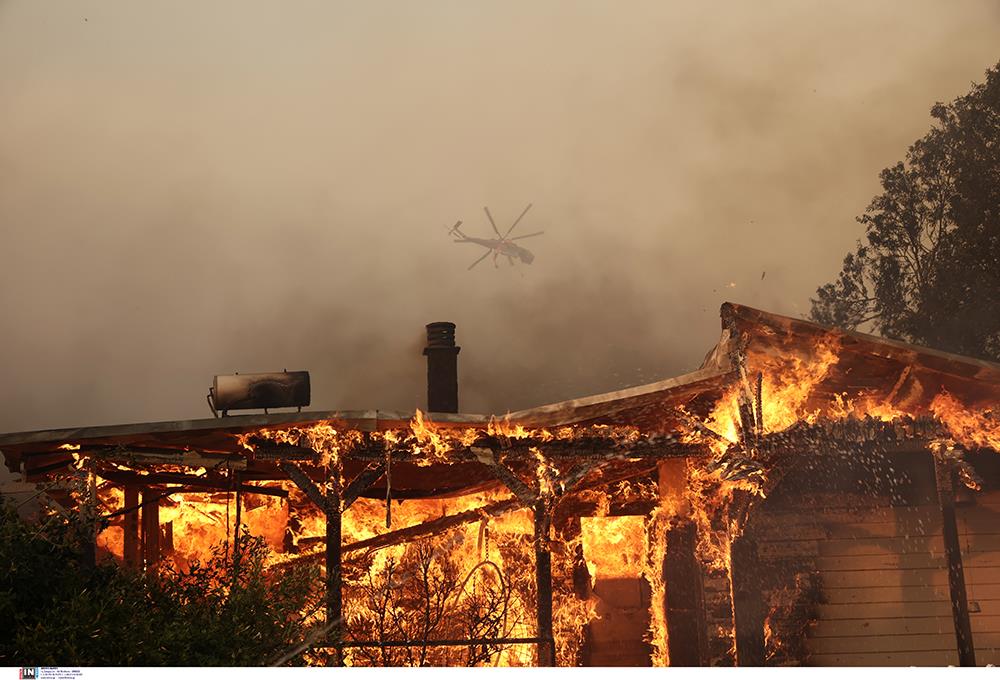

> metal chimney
[423,322,460,413]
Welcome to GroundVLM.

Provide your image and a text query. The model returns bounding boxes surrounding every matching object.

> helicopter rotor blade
[503,203,533,238]
[508,231,544,241]
[484,206,503,239]
[447,220,463,236]
[467,249,492,271]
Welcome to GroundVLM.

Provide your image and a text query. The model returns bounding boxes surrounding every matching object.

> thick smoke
[1,1,999,433]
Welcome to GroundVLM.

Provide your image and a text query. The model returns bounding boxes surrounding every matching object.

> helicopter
[447,203,544,270]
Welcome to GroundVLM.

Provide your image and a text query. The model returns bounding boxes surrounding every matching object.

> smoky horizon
[2,1,1000,434]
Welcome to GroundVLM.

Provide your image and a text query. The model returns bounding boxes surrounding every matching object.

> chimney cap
[425,321,458,349]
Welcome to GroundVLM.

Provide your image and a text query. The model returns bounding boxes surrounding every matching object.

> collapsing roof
[2,302,999,497]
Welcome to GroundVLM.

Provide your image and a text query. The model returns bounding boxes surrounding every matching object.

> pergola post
[327,492,344,666]
[281,458,388,667]
[232,472,243,572]
[664,520,706,666]
[534,499,555,666]
[932,453,976,666]
[730,532,765,666]
[123,484,140,569]
[658,458,706,666]
[555,515,591,600]
[141,488,160,568]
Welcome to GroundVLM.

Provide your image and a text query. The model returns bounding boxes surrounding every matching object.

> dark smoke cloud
[1,1,999,434]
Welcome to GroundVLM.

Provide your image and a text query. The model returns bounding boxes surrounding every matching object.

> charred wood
[473,451,537,506]
[534,499,555,667]
[141,489,160,568]
[342,461,386,509]
[730,533,765,666]
[246,438,320,461]
[343,498,522,555]
[95,468,287,498]
[79,445,247,470]
[933,454,976,666]
[281,462,328,510]
[123,484,140,569]
[664,520,707,666]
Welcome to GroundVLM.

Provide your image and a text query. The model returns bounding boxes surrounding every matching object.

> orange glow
[931,391,1000,450]
[699,336,841,453]
[580,515,645,581]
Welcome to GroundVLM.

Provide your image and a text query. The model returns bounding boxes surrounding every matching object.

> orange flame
[930,391,1000,450]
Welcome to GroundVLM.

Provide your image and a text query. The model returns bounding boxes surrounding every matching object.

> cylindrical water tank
[211,371,311,411]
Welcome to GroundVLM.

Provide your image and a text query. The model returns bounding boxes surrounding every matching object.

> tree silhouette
[811,61,1000,360]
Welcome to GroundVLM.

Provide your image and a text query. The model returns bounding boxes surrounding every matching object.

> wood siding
[757,491,1000,666]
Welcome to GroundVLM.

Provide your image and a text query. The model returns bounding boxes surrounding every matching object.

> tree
[0,500,321,666]
[811,61,1000,360]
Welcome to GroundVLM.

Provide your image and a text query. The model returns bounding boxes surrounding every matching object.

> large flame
[78,329,1000,667]
[700,337,841,452]
[930,391,1000,450]
[580,516,645,582]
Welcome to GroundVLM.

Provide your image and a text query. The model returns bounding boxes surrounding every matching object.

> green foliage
[811,61,1000,359]
[0,500,320,666]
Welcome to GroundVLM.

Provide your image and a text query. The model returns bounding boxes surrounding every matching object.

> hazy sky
[1,1,999,433]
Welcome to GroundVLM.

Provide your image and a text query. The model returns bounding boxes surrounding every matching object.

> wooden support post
[534,500,555,666]
[233,476,243,573]
[141,488,160,569]
[80,472,98,568]
[664,520,706,666]
[161,521,174,556]
[123,485,140,569]
[933,455,976,666]
[657,458,706,665]
[326,477,344,666]
[556,515,591,600]
[730,533,765,666]
[278,457,350,664]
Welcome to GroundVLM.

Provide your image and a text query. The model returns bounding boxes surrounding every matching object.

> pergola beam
[342,461,386,509]
[280,462,327,509]
[342,498,523,554]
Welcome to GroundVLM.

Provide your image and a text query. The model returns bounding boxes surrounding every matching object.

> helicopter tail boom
[446,220,466,238]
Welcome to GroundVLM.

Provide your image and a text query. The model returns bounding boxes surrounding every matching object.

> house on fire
[2,302,1000,667]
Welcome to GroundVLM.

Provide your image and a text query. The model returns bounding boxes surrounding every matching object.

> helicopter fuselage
[456,237,535,264]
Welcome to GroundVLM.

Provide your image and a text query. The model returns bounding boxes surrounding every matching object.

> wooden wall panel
[958,490,1000,665]
[757,500,962,666]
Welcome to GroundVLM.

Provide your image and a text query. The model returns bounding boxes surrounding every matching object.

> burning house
[2,302,999,666]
